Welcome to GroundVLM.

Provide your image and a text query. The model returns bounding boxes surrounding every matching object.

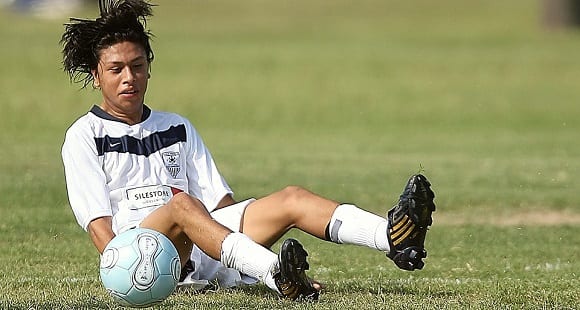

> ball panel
[100,247,119,269]
[108,289,135,307]
[155,248,177,274]
[171,256,181,282]
[132,232,161,290]
[100,267,133,295]
[151,274,178,299]
[125,286,157,307]
[116,244,140,270]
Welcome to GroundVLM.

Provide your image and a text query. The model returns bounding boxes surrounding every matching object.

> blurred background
[0,0,86,18]
[3,0,580,26]
[2,0,577,213]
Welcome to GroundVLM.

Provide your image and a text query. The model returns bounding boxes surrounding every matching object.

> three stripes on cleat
[389,214,416,247]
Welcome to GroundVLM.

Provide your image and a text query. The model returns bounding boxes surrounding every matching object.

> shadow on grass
[323,278,461,299]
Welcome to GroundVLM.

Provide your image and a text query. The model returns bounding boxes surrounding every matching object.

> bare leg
[139,192,281,292]
[140,192,231,265]
[241,186,339,247]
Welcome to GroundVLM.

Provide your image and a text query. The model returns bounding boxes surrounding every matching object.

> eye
[109,67,121,73]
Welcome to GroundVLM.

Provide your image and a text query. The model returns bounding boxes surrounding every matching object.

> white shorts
[211,198,256,231]
[180,198,259,289]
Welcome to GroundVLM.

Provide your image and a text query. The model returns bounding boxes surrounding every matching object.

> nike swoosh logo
[109,142,121,148]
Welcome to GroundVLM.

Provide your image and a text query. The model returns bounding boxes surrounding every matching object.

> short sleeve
[62,121,113,231]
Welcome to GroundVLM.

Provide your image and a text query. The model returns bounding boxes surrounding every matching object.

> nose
[122,66,136,83]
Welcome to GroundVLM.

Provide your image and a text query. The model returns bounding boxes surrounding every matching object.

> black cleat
[274,238,319,301]
[386,174,436,271]
[178,259,195,283]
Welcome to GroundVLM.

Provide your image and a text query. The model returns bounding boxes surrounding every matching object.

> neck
[99,103,143,125]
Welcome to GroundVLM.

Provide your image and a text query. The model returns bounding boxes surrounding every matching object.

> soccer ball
[100,228,181,307]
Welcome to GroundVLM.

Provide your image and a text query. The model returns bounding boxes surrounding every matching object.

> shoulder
[147,109,199,134]
[62,112,104,156]
[146,108,189,124]
[64,112,98,140]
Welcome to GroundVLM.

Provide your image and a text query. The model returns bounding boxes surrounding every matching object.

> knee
[278,185,312,206]
[169,192,190,209]
[168,192,205,214]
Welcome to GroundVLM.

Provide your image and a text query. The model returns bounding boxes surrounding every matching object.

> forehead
[98,41,147,63]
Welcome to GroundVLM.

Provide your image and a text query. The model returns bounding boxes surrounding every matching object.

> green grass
[1,0,579,308]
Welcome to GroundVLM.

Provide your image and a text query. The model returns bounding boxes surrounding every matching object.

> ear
[91,69,100,88]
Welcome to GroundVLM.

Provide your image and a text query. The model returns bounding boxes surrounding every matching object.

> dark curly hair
[61,0,155,88]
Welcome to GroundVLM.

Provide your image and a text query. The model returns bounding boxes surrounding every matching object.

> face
[92,41,150,124]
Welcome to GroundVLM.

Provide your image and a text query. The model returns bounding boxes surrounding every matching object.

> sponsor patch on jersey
[162,151,180,178]
[126,185,174,210]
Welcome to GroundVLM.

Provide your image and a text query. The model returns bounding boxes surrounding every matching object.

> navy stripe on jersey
[95,124,186,156]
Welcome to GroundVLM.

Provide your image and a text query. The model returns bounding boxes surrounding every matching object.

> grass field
[1,0,579,309]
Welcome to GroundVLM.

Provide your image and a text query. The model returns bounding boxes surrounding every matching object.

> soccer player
[61,0,436,301]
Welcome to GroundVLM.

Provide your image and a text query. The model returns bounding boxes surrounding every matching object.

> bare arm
[88,216,115,254]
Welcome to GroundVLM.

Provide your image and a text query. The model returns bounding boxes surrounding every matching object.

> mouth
[119,89,139,97]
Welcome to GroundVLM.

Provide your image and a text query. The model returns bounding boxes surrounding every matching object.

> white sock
[327,204,390,252]
[220,232,279,292]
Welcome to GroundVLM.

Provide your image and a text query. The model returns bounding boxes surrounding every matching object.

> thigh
[241,186,338,247]
[140,192,232,263]
[140,203,193,267]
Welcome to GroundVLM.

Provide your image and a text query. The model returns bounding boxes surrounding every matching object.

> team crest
[162,151,180,178]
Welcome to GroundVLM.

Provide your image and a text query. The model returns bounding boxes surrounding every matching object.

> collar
[90,104,151,124]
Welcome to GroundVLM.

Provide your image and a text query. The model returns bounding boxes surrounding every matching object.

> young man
[61,0,436,301]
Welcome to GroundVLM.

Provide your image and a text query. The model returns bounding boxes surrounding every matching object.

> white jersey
[62,105,232,234]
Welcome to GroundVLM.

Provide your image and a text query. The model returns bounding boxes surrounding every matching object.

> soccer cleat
[386,174,436,271]
[274,238,319,301]
[178,259,195,283]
